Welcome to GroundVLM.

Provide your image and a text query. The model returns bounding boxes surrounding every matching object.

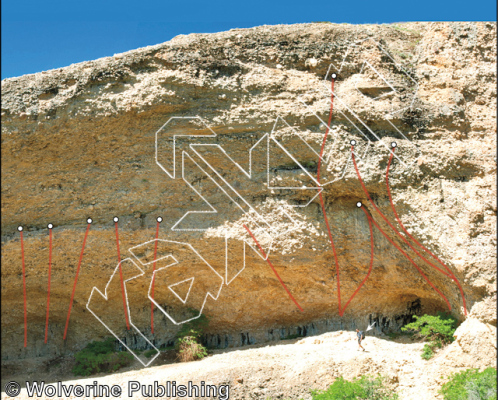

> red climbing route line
[243,224,303,312]
[351,148,452,278]
[63,222,91,340]
[362,205,451,311]
[44,228,53,344]
[386,150,467,315]
[339,207,375,314]
[151,220,160,334]
[351,149,452,311]
[115,221,130,330]
[317,76,344,315]
[20,230,27,348]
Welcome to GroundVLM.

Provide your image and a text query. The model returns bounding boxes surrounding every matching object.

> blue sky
[2,0,496,79]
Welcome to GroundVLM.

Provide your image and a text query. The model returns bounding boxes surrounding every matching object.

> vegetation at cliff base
[72,337,133,376]
[175,311,209,362]
[401,312,457,360]
[440,368,497,400]
[143,348,157,358]
[310,375,398,400]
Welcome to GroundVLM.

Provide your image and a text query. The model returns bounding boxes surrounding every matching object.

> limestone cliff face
[1,22,496,361]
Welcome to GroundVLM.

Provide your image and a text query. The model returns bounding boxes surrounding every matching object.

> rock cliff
[1,21,496,362]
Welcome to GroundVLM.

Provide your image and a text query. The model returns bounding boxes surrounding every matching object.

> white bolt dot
[391,142,397,148]
[331,73,337,79]
[87,218,93,224]
[157,217,163,223]
[350,140,357,146]
[48,223,53,229]
[113,217,119,223]
[356,202,362,208]
[17,226,23,232]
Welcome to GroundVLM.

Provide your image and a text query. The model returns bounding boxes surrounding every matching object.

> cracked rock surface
[1,21,496,372]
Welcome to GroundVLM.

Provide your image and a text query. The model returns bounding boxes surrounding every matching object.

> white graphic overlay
[87,37,425,362]
[86,258,161,367]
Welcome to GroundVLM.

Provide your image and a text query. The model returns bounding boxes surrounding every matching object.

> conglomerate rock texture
[1,22,496,362]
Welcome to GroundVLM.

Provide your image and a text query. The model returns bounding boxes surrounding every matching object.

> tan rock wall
[1,22,496,360]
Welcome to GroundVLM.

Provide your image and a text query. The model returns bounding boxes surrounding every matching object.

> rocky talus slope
[2,328,496,400]
[1,22,496,369]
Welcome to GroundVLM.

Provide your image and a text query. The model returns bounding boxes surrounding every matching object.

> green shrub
[143,349,157,358]
[175,310,209,362]
[73,351,107,376]
[176,311,209,341]
[440,368,497,400]
[84,337,116,355]
[72,338,133,376]
[401,312,458,360]
[106,351,133,372]
[401,312,457,343]
[421,344,434,360]
[176,335,208,362]
[311,375,398,400]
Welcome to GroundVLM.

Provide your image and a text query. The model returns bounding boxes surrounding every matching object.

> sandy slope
[3,329,488,400]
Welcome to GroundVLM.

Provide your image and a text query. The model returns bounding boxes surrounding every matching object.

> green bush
[107,351,133,372]
[84,337,116,355]
[311,375,398,400]
[73,351,106,376]
[176,311,209,341]
[143,349,157,358]
[72,338,133,376]
[421,344,434,360]
[176,335,208,362]
[175,310,209,362]
[401,312,457,360]
[441,368,497,400]
[401,312,457,343]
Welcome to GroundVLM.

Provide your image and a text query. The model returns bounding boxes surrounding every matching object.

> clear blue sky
[2,0,496,79]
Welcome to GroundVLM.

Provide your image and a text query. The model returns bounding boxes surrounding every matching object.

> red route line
[115,221,130,330]
[44,228,53,344]
[151,221,160,334]
[63,223,91,340]
[352,148,451,277]
[339,207,375,315]
[316,77,345,315]
[20,231,27,348]
[317,77,335,182]
[351,148,452,311]
[363,206,451,311]
[386,150,467,315]
[243,224,303,312]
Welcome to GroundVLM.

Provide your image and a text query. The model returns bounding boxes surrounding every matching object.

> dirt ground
[2,330,487,400]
